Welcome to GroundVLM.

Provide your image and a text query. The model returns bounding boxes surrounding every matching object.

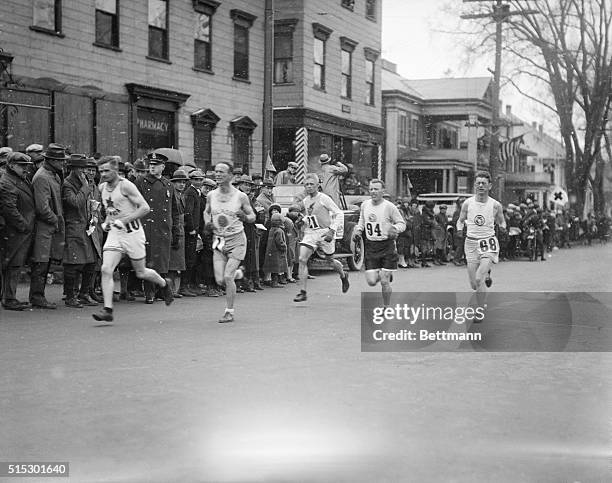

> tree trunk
[593,153,606,215]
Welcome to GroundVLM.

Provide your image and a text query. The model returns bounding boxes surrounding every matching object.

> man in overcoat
[30,143,67,309]
[134,152,179,303]
[0,153,36,310]
[181,169,204,296]
[62,154,100,308]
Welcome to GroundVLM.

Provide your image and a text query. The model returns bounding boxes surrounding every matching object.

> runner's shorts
[464,236,499,264]
[213,231,247,262]
[300,228,335,255]
[103,222,146,260]
[364,239,399,271]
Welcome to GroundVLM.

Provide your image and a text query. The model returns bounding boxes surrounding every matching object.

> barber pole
[294,127,308,184]
[377,144,383,180]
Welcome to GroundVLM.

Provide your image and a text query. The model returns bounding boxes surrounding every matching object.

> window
[32,0,62,35]
[341,0,355,11]
[148,0,168,60]
[274,19,297,84]
[193,1,219,72]
[340,37,357,99]
[410,117,419,147]
[313,38,325,89]
[95,0,119,48]
[341,50,352,98]
[364,47,379,105]
[231,10,257,81]
[312,23,332,90]
[399,113,409,146]
[365,59,374,105]
[234,25,249,80]
[191,109,220,171]
[366,0,377,21]
[274,33,293,83]
[230,116,257,173]
[195,14,212,70]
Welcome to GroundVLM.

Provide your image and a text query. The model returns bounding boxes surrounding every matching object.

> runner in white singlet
[203,162,256,323]
[92,156,174,324]
[293,173,350,303]
[456,171,506,303]
[353,179,406,307]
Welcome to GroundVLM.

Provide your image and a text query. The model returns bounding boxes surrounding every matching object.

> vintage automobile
[272,184,364,271]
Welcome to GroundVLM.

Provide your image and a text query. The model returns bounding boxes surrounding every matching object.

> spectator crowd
[0,143,609,312]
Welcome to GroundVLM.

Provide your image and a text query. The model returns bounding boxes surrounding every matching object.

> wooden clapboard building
[0,0,264,172]
[272,0,384,190]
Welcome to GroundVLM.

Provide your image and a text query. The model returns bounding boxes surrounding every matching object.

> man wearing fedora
[30,143,68,309]
[134,152,179,303]
[318,153,348,208]
[61,154,100,308]
[274,161,299,185]
[0,152,36,310]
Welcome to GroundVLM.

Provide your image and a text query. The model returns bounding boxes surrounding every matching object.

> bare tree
[462,0,611,214]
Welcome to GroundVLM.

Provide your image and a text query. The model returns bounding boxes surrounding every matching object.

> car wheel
[346,224,364,271]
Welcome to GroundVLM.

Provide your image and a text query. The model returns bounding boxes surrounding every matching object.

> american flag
[499,135,524,165]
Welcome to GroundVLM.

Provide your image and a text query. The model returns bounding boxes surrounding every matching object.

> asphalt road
[1,243,611,482]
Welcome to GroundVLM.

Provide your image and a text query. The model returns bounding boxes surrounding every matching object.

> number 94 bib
[477,236,499,254]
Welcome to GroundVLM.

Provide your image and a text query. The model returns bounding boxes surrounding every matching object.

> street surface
[1,243,611,482]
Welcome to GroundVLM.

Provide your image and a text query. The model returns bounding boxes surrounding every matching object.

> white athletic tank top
[465,196,496,238]
[101,180,134,221]
[210,188,244,237]
[360,199,399,241]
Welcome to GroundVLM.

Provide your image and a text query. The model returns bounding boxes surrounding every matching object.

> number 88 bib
[477,236,499,254]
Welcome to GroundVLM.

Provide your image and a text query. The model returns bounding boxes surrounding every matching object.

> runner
[456,171,506,315]
[92,157,173,323]
[203,162,256,323]
[353,179,406,307]
[293,173,350,302]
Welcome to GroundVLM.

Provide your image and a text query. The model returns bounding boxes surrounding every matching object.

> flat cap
[7,152,32,164]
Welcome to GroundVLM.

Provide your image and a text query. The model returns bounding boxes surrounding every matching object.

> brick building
[0,0,265,172]
[272,0,384,193]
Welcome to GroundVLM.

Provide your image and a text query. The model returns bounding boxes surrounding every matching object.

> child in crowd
[262,212,288,287]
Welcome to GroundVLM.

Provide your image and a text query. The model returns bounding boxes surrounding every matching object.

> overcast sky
[381,0,552,130]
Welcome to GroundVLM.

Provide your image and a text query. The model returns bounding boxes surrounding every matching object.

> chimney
[532,121,537,130]
[381,59,397,74]
[506,105,512,117]
[539,124,543,135]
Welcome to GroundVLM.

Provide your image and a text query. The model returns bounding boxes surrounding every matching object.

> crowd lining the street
[0,143,609,312]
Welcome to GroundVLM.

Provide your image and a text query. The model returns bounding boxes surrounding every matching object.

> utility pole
[461,0,537,199]
[262,0,274,175]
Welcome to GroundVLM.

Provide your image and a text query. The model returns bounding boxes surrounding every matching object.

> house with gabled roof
[382,59,494,197]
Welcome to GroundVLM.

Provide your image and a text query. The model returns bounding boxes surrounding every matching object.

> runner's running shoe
[341,271,350,293]
[163,278,175,306]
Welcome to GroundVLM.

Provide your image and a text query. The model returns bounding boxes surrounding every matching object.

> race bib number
[477,236,499,254]
[365,222,383,238]
[305,215,321,230]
